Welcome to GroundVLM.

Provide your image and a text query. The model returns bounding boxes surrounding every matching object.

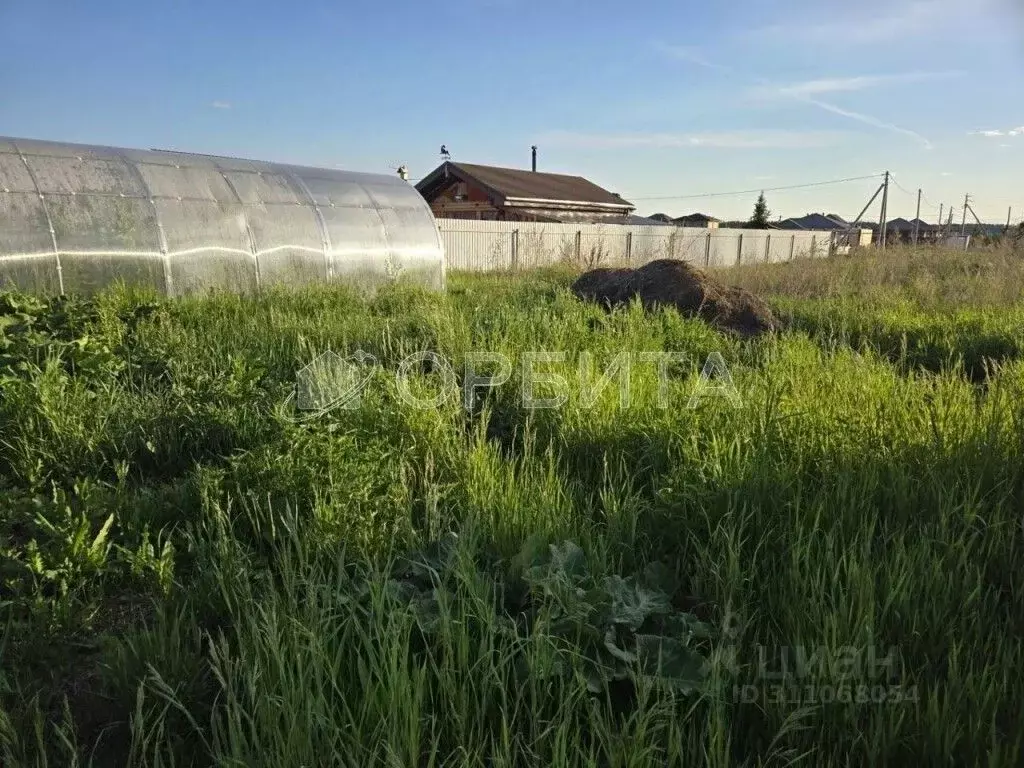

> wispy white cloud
[652,42,732,72]
[652,41,935,148]
[536,130,846,150]
[211,100,232,110]
[970,125,1024,138]
[802,97,933,149]
[750,71,957,148]
[753,71,958,99]
[747,0,1000,45]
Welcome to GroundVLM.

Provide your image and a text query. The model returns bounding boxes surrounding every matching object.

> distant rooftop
[774,213,851,231]
[673,212,721,224]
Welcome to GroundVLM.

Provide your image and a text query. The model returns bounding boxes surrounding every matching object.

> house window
[453,182,468,202]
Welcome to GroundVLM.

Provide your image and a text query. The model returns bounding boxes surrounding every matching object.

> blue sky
[1,0,1021,222]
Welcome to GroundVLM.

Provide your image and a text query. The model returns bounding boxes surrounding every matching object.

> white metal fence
[436,220,834,272]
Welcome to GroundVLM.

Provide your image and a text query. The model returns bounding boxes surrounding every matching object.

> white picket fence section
[436,220,834,272]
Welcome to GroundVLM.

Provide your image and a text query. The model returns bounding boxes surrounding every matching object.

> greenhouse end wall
[0,136,446,297]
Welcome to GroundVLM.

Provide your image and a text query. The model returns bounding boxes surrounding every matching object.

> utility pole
[966,203,983,228]
[938,203,944,231]
[879,171,890,250]
[961,194,969,237]
[851,184,884,226]
[1007,207,1013,232]
[847,177,887,247]
[851,182,885,226]
[913,188,922,246]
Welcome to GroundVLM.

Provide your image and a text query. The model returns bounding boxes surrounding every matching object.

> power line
[888,175,918,198]
[626,173,882,202]
[874,175,987,224]
[970,211,1021,223]
[886,175,945,220]
[890,176,939,211]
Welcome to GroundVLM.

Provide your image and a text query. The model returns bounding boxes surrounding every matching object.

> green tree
[750,192,770,228]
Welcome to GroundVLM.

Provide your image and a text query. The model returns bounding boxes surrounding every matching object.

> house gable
[422,174,502,220]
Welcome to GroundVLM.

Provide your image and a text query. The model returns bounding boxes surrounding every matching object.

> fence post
[704,231,711,267]
[736,233,743,266]
[576,230,582,262]
[765,233,771,263]
[811,235,817,258]
[626,231,633,262]
[789,234,796,261]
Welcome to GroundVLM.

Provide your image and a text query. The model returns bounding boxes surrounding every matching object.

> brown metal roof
[418,162,633,208]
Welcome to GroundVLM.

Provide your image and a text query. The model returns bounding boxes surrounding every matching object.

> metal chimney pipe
[531,145,537,172]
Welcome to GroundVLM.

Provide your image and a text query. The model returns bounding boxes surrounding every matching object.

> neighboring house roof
[883,218,945,233]
[627,215,677,226]
[673,212,721,224]
[647,213,674,222]
[885,217,915,231]
[415,161,634,210]
[775,213,852,231]
[963,222,1009,237]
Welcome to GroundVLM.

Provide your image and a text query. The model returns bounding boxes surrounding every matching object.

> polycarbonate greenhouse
[0,135,445,297]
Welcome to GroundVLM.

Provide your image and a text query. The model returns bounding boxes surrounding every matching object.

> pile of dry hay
[570,259,780,338]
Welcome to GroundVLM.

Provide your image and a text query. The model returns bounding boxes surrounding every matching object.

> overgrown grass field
[2,247,1022,766]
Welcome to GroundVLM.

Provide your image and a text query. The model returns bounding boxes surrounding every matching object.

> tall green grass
[1,257,1023,766]
[727,243,1024,308]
